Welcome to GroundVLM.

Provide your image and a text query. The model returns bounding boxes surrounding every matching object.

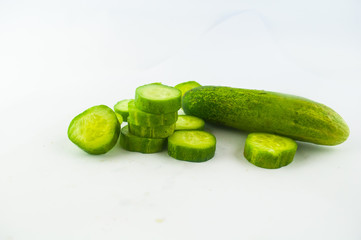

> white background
[1,0,361,239]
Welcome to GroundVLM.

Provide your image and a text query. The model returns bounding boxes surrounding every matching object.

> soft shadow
[294,141,338,164]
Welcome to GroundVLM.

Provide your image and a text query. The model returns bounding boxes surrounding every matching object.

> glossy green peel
[183,86,350,145]
[68,105,120,154]
[244,133,297,169]
[168,130,216,162]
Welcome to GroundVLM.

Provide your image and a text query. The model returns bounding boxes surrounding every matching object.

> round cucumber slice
[175,115,205,131]
[128,121,176,138]
[114,99,132,122]
[135,83,181,114]
[244,133,298,169]
[120,125,166,153]
[68,105,120,155]
[175,81,201,96]
[168,130,216,162]
[128,100,178,127]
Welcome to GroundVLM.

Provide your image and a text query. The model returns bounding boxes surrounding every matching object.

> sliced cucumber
[114,99,132,122]
[68,105,120,155]
[135,83,181,114]
[119,125,166,153]
[175,81,201,96]
[115,112,123,124]
[244,133,298,169]
[128,100,178,127]
[168,130,216,162]
[175,115,205,131]
[128,121,176,138]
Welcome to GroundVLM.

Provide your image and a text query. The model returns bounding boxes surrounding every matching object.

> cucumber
[119,125,166,153]
[182,86,349,146]
[175,81,201,96]
[114,99,132,122]
[168,130,216,162]
[175,115,205,131]
[115,112,123,124]
[135,83,182,114]
[68,105,120,154]
[127,121,176,138]
[244,133,297,169]
[128,100,178,126]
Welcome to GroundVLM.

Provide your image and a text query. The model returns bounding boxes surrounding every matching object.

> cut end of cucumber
[137,83,181,101]
[168,130,216,162]
[175,115,205,131]
[135,83,181,114]
[175,81,201,96]
[114,99,132,122]
[244,133,297,169]
[68,105,120,155]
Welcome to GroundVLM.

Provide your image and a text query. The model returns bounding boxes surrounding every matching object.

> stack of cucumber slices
[68,82,216,162]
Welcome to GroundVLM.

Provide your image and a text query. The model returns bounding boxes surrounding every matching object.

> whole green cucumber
[182,86,349,145]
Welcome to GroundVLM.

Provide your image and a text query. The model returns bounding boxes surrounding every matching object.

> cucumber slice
[115,112,123,124]
[120,125,166,153]
[175,115,205,131]
[128,100,178,127]
[128,121,176,138]
[175,81,201,96]
[244,133,298,169]
[114,99,132,122]
[168,130,216,162]
[68,105,120,155]
[135,83,181,114]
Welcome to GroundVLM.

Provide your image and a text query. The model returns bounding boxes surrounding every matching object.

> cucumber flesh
[120,125,166,153]
[128,100,178,127]
[175,115,205,131]
[244,133,297,169]
[114,99,132,122]
[128,121,176,138]
[168,130,216,162]
[135,83,181,114]
[175,81,201,96]
[68,105,120,155]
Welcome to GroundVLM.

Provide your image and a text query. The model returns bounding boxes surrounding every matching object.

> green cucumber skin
[120,125,166,153]
[128,100,178,126]
[167,144,215,162]
[128,122,176,138]
[182,86,349,145]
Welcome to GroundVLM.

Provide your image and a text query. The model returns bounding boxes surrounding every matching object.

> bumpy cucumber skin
[244,133,297,169]
[68,105,120,155]
[183,86,349,146]
[128,100,178,127]
[120,125,166,153]
[135,83,182,114]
